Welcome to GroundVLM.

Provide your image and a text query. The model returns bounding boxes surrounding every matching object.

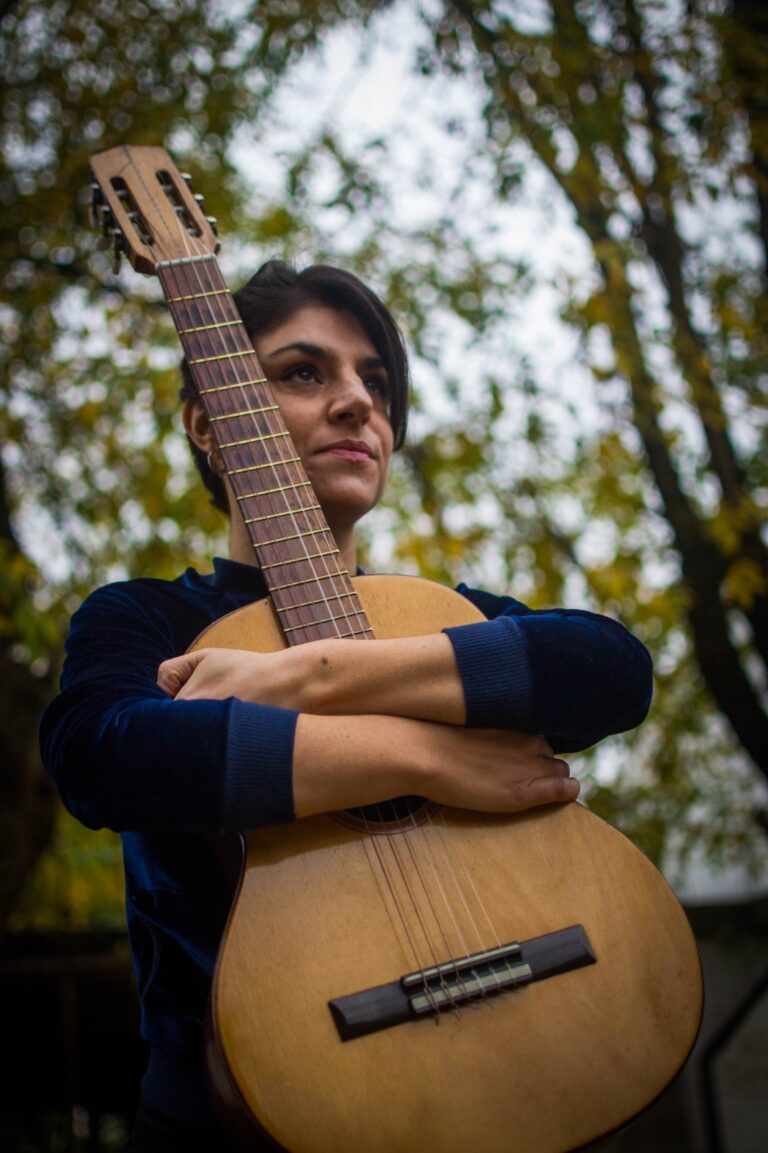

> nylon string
[150,177,509,1008]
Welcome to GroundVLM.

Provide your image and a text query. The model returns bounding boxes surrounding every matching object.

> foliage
[2,0,767,930]
[6,809,126,932]
[419,0,768,872]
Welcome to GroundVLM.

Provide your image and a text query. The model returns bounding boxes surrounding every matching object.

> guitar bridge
[403,941,532,1014]
[329,924,596,1041]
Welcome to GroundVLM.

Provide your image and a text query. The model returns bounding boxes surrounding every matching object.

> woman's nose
[328,374,373,423]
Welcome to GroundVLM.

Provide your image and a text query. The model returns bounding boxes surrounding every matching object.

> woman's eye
[285,364,318,383]
[365,376,389,398]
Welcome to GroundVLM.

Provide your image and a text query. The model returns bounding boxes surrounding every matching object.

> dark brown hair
[180,260,410,512]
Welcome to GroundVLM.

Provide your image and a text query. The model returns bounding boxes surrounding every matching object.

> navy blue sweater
[40,558,652,1120]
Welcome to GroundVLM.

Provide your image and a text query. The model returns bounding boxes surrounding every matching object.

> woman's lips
[319,442,374,462]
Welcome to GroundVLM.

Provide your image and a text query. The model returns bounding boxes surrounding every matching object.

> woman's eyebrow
[263,341,386,372]
[263,341,326,359]
[359,355,387,372]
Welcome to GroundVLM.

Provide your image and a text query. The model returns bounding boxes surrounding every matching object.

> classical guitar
[89,145,702,1153]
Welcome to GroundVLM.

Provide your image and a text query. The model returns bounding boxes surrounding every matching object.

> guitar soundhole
[334,795,435,832]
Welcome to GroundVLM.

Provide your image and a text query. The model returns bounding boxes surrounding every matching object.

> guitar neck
[157,256,373,644]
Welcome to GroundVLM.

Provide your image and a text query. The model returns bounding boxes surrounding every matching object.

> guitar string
[170,255,363,644]
[171,257,360,639]
[389,814,475,1006]
[152,180,496,1004]
[138,174,360,646]
[433,809,509,977]
[158,232,420,905]
[172,226,503,1006]
[365,827,451,1012]
[409,816,489,999]
[108,164,440,1010]
[157,202,446,988]
[162,205,494,1009]
[417,811,507,998]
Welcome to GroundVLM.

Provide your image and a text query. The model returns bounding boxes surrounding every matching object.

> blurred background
[1,0,766,1149]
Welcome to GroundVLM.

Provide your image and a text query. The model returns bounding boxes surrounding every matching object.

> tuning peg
[206,216,219,236]
[111,228,126,274]
[94,204,115,249]
[89,183,105,228]
[181,172,193,185]
[194,193,205,207]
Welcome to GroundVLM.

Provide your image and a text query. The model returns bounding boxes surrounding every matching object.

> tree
[433,0,767,811]
[418,0,768,860]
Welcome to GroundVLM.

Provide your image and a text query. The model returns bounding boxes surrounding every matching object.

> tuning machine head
[111,228,127,274]
[90,183,118,251]
[89,182,105,229]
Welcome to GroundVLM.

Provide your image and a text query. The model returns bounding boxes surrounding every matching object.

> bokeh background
[1,1,766,1149]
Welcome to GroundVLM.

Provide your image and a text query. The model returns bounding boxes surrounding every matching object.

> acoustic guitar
[90,145,703,1153]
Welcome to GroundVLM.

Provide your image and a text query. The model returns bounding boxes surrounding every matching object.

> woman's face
[252,303,394,539]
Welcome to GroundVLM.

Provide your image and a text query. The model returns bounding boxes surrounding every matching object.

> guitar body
[193,575,703,1153]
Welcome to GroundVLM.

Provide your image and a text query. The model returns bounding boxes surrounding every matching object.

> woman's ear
[183,398,216,452]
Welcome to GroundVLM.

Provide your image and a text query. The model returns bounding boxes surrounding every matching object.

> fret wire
[275,593,365,613]
[210,405,280,422]
[268,572,353,592]
[218,431,291,449]
[336,627,375,638]
[166,288,231,303]
[188,349,254,365]
[160,265,370,638]
[243,503,322,526]
[226,457,301,475]
[199,379,269,394]
[158,266,223,301]
[258,527,331,547]
[157,273,373,645]
[179,320,243,334]
[282,612,371,635]
[167,299,237,330]
[261,549,341,570]
[235,481,313,501]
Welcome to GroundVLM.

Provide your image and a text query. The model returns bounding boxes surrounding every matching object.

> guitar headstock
[89,145,220,275]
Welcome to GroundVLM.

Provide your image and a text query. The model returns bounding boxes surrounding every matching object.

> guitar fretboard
[157,255,373,645]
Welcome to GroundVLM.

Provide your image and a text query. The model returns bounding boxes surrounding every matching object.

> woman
[40,260,652,1150]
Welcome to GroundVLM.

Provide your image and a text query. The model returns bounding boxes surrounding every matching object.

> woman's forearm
[160,634,468,724]
[291,712,576,819]
[292,634,466,724]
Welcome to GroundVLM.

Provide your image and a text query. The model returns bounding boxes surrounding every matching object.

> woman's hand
[157,648,298,707]
[418,726,577,813]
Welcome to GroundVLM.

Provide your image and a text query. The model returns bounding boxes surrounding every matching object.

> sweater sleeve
[444,583,653,752]
[39,583,297,833]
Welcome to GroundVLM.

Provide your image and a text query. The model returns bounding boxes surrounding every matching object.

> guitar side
[193,575,703,1153]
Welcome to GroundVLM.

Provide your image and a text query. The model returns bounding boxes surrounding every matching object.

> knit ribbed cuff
[443,616,533,729]
[223,699,298,827]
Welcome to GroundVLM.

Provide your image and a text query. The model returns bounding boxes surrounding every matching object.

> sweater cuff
[443,616,533,729]
[223,699,298,828]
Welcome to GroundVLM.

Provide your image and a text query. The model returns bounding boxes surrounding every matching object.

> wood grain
[193,576,703,1153]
